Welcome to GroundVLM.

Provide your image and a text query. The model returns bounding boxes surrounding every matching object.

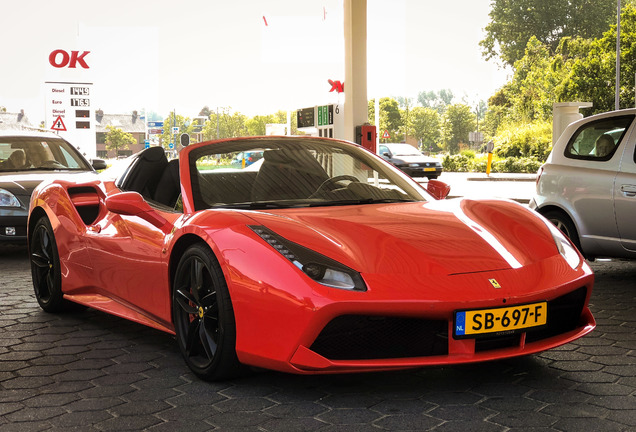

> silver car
[530,109,636,260]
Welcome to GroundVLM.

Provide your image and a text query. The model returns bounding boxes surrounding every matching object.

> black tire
[172,243,241,381]
[30,216,69,312]
[542,209,582,252]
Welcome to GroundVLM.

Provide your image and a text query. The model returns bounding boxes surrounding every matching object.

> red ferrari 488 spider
[28,136,595,380]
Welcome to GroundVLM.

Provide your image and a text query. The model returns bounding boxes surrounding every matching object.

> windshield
[0,136,92,172]
[387,143,422,156]
[189,138,430,211]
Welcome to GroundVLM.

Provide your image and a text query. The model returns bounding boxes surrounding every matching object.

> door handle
[621,184,636,197]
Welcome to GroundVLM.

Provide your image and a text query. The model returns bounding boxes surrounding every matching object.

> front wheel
[30,216,70,312]
[172,243,241,381]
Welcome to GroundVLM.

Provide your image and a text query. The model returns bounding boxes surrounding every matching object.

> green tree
[199,106,212,117]
[398,97,414,142]
[105,125,136,156]
[245,110,292,136]
[441,104,476,154]
[506,37,558,122]
[489,3,636,120]
[410,107,441,151]
[481,0,616,66]
[557,4,636,112]
[417,89,454,113]
[368,97,402,142]
[245,115,271,136]
[160,113,196,149]
[201,107,247,140]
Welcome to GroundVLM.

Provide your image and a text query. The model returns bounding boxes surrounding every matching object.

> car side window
[379,145,389,156]
[564,115,634,161]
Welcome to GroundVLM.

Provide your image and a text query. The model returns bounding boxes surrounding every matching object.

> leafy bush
[494,121,552,161]
[442,154,472,172]
[491,157,541,173]
[442,154,541,173]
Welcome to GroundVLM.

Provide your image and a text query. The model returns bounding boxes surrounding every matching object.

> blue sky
[0,0,509,124]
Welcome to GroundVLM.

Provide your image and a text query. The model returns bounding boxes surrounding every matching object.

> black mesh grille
[309,315,448,360]
[474,286,588,352]
[525,286,587,343]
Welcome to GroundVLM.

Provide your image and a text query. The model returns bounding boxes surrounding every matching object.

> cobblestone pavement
[1,245,635,432]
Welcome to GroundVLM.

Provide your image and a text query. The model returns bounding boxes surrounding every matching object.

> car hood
[0,171,97,195]
[244,199,559,276]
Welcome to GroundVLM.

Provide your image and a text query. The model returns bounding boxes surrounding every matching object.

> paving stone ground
[1,245,635,431]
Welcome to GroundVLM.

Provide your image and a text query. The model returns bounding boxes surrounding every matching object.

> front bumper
[289,286,595,373]
[232,255,595,375]
[400,166,443,178]
[0,213,28,243]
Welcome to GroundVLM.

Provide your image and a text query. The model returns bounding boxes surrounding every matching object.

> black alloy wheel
[172,243,241,380]
[30,216,68,312]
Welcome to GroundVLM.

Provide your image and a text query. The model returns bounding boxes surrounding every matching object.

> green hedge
[442,154,541,173]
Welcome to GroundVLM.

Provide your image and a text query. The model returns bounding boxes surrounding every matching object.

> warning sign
[382,129,390,139]
[51,116,67,131]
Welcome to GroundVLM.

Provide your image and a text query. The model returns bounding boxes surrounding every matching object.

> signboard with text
[296,104,343,139]
[44,81,96,159]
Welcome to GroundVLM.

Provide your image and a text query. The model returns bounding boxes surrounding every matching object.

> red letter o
[49,50,70,68]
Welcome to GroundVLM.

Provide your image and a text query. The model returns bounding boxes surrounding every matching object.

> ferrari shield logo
[489,278,501,289]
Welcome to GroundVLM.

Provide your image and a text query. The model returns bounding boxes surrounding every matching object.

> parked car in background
[531,109,636,259]
[232,151,263,167]
[379,143,443,179]
[0,131,106,244]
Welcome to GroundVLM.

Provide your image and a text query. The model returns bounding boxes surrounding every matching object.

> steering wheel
[40,160,66,169]
[313,175,360,196]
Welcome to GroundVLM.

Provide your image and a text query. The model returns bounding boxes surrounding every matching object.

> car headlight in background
[0,188,21,207]
[249,225,367,291]
[542,218,581,269]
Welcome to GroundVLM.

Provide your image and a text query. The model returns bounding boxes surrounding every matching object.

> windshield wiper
[210,198,417,210]
[211,201,312,210]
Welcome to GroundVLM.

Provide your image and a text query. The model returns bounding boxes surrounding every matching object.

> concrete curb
[466,174,537,182]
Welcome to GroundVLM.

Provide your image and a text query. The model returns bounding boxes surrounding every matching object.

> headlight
[249,225,367,291]
[542,218,581,269]
[0,188,21,207]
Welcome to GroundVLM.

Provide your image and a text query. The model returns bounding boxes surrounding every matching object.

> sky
[0,0,510,125]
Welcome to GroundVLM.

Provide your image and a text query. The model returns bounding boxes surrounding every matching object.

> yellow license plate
[454,302,547,338]
[424,167,436,171]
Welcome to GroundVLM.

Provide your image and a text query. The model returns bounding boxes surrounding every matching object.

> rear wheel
[542,209,582,252]
[30,216,69,312]
[172,244,241,381]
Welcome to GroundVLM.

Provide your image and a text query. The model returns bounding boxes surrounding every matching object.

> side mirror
[382,152,391,158]
[105,191,171,232]
[91,158,107,170]
[426,179,451,200]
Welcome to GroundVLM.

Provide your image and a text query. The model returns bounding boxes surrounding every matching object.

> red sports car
[28,136,595,381]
